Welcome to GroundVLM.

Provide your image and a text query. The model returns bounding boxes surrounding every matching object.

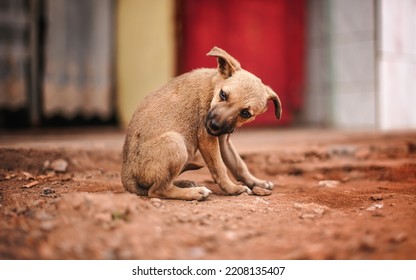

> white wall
[305,0,416,130]
[378,0,416,130]
[304,0,331,126]
[305,0,376,128]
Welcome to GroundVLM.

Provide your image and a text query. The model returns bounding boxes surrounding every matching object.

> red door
[178,0,305,126]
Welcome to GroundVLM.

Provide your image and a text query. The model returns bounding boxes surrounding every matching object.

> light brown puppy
[121,47,282,200]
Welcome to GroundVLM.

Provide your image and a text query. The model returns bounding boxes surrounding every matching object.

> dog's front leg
[199,135,250,195]
[219,134,274,190]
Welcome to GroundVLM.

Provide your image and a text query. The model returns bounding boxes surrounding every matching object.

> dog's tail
[180,162,204,174]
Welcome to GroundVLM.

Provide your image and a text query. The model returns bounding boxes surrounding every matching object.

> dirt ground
[0,128,415,260]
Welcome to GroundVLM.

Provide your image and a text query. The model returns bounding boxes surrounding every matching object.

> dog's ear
[265,85,282,120]
[207,47,241,78]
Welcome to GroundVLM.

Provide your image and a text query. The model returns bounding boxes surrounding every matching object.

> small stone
[340,176,350,183]
[41,187,55,196]
[390,233,407,244]
[252,186,272,196]
[43,160,50,170]
[327,145,357,157]
[366,203,383,211]
[150,198,163,208]
[318,180,340,188]
[371,195,383,201]
[299,213,317,219]
[254,197,270,205]
[37,173,55,180]
[22,172,35,180]
[50,159,68,173]
[294,202,328,219]
[5,173,17,180]
[40,221,55,231]
[22,180,39,188]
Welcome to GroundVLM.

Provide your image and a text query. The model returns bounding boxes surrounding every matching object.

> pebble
[22,171,35,180]
[49,159,68,173]
[41,187,55,196]
[371,195,383,201]
[150,198,163,208]
[40,221,55,231]
[327,145,357,157]
[294,202,328,219]
[366,203,383,211]
[5,173,17,180]
[22,180,39,188]
[318,180,340,188]
[390,233,407,244]
[255,197,270,205]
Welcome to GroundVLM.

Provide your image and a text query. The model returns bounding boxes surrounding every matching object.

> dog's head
[205,47,282,136]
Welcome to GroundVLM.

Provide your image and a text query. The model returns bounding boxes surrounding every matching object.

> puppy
[121,47,282,200]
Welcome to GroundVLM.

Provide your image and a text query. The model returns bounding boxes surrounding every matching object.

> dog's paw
[244,186,253,195]
[195,186,212,201]
[223,184,249,196]
[253,180,274,190]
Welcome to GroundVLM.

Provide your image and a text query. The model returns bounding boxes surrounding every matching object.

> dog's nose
[209,120,220,131]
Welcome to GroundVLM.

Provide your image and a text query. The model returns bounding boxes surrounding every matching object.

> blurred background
[0,0,415,130]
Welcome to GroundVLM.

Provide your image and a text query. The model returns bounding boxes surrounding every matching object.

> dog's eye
[240,109,252,119]
[219,90,227,101]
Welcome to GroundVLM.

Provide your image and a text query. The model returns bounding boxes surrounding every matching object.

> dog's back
[121,68,216,194]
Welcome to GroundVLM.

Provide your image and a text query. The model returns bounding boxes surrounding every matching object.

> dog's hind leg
[121,161,148,195]
[146,132,211,201]
[149,170,211,201]
[123,177,148,196]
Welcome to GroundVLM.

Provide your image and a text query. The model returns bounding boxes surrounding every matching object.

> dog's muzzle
[205,112,234,136]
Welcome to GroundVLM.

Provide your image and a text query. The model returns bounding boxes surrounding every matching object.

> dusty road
[0,128,415,259]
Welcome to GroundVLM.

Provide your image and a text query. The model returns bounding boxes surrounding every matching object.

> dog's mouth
[205,119,234,136]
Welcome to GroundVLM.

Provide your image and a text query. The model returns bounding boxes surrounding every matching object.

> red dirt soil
[0,128,415,260]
